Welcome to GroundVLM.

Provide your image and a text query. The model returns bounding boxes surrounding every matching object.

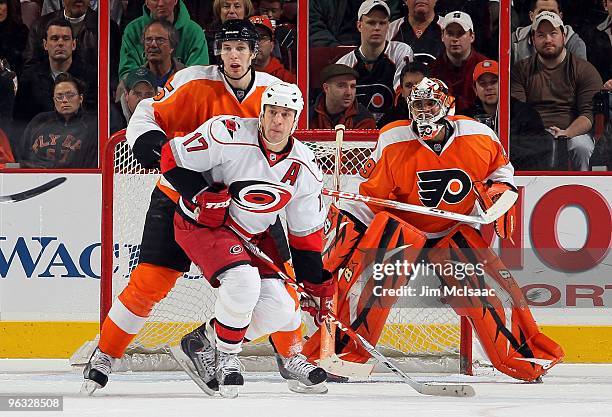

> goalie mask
[259,82,304,136]
[408,77,455,141]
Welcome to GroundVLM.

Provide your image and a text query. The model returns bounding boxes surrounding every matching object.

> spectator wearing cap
[511,0,586,65]
[309,63,376,129]
[429,11,487,114]
[119,0,208,81]
[18,72,97,168]
[336,0,414,123]
[111,67,158,134]
[468,59,554,170]
[511,11,603,171]
[387,0,444,65]
[378,60,429,127]
[309,0,402,47]
[249,15,295,83]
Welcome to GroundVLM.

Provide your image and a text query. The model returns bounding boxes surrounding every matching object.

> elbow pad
[132,130,167,169]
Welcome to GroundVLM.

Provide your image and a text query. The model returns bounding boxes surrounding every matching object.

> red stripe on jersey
[160,142,177,174]
[289,229,323,251]
[215,321,248,345]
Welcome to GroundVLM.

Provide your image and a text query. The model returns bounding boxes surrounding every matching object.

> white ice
[1,360,611,417]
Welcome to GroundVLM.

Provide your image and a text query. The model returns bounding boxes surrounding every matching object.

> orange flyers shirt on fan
[346,116,515,238]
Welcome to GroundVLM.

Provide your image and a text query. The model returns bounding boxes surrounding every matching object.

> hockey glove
[474,181,517,239]
[301,270,335,326]
[194,183,231,228]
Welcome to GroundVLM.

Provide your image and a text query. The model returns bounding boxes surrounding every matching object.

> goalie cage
[70,129,474,376]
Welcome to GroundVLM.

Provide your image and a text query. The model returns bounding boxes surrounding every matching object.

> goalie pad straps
[302,212,427,364]
[430,225,564,381]
[473,181,516,239]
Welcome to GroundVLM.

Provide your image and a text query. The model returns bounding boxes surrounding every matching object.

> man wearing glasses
[249,15,295,83]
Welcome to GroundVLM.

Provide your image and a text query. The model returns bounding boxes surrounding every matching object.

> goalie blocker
[303,206,564,382]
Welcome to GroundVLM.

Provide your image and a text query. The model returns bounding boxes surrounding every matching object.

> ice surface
[0,360,611,417]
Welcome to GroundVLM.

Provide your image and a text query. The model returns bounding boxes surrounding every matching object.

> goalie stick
[322,187,518,225]
[0,177,67,204]
[318,124,375,379]
[232,227,476,397]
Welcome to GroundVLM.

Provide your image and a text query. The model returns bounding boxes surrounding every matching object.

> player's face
[533,21,564,59]
[127,82,156,113]
[259,0,283,21]
[261,105,296,144]
[44,26,76,63]
[146,0,178,20]
[406,0,436,19]
[401,71,424,98]
[53,81,83,117]
[0,3,8,22]
[220,0,246,22]
[442,23,474,60]
[220,40,254,78]
[63,0,89,18]
[358,10,389,48]
[144,23,173,64]
[323,75,357,111]
[474,73,498,107]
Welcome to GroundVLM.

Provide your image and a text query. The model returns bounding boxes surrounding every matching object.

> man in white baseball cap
[357,0,390,19]
[429,10,487,114]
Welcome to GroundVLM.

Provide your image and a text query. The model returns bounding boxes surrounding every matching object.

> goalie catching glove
[473,180,517,239]
[193,183,231,228]
[301,270,335,326]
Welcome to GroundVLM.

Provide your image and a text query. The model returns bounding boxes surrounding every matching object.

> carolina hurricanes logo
[416,169,472,207]
[229,245,243,255]
[229,180,293,213]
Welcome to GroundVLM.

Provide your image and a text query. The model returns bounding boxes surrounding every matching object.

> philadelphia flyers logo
[416,169,472,207]
[229,180,293,213]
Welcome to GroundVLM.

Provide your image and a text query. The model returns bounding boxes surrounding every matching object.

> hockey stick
[318,124,366,378]
[233,228,475,397]
[0,177,67,204]
[322,187,518,225]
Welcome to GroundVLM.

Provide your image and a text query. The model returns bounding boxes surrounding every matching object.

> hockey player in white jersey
[160,83,334,398]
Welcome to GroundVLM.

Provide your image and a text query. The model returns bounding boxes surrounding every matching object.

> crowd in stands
[0,0,609,170]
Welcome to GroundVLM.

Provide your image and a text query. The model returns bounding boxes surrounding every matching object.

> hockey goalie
[302,77,564,382]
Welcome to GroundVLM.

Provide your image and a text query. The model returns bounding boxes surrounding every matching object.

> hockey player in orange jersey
[82,19,306,395]
[303,77,564,382]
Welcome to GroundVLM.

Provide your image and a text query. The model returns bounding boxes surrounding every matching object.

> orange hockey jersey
[125,65,281,201]
[347,116,515,237]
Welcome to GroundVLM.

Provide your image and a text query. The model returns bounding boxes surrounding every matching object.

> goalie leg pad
[322,204,366,274]
[303,212,426,364]
[429,225,564,381]
[99,263,182,358]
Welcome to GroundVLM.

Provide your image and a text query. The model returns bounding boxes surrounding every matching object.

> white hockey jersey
[162,115,326,238]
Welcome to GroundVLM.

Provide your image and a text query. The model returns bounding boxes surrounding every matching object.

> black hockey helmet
[214,19,260,56]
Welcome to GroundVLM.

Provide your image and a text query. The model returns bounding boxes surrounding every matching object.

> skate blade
[219,385,240,399]
[169,345,217,396]
[287,380,328,395]
[80,380,101,396]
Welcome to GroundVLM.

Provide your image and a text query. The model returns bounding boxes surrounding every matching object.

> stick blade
[418,383,476,397]
[0,177,67,204]
[319,354,374,379]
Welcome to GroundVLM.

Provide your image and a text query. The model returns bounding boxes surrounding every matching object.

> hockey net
[80,129,471,374]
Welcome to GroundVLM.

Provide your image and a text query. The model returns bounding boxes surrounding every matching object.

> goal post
[90,128,473,374]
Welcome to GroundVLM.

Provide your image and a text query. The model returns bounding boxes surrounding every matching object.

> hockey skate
[276,353,328,394]
[169,324,219,396]
[216,351,244,398]
[81,348,116,395]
